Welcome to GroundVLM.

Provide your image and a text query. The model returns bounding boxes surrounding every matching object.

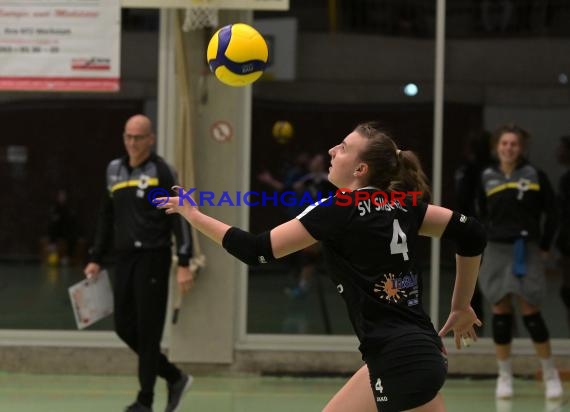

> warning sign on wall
[210,120,233,143]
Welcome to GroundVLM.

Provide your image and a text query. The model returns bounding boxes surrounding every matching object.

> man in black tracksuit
[84,114,194,412]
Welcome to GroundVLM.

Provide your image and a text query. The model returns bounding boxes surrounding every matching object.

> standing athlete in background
[478,123,562,400]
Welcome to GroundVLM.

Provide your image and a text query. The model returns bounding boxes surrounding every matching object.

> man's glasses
[123,133,150,142]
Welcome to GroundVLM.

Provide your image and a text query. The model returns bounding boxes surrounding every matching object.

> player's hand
[177,266,195,294]
[84,262,102,281]
[155,185,198,217]
[438,306,482,350]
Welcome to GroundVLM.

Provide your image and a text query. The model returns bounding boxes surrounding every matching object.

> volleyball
[272,120,294,144]
[206,23,269,87]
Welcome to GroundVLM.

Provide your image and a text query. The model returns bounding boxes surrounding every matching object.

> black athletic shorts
[363,334,448,412]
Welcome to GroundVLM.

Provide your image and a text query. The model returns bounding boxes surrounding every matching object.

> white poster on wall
[0,0,121,92]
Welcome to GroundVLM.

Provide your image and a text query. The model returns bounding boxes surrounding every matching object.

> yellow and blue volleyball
[207,23,269,87]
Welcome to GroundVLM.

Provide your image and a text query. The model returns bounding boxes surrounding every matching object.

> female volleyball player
[157,121,486,412]
[478,124,563,399]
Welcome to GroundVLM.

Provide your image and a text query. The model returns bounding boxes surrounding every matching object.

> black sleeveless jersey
[297,187,436,354]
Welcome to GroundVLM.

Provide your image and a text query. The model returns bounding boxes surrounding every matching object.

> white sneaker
[496,373,513,399]
[544,370,563,399]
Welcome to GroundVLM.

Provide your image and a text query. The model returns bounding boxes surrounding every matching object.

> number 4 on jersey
[390,219,409,261]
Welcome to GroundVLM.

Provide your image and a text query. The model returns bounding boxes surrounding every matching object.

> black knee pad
[561,287,570,309]
[523,312,549,343]
[493,314,513,344]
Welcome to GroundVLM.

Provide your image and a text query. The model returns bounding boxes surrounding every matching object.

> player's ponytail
[391,150,431,202]
[355,122,431,201]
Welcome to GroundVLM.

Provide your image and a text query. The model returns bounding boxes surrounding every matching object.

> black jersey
[479,161,557,249]
[89,153,192,266]
[297,187,436,354]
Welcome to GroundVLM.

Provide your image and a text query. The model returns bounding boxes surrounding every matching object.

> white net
[183,7,219,31]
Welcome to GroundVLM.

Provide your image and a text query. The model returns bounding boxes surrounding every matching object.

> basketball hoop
[183,6,219,31]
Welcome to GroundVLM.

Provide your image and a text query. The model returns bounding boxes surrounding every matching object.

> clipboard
[68,270,114,330]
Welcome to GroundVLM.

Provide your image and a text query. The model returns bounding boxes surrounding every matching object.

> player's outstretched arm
[419,204,487,349]
[155,193,317,265]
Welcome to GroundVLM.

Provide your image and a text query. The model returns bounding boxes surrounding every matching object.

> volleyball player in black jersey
[157,122,486,412]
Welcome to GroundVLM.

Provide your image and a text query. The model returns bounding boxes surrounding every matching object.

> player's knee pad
[561,287,570,309]
[492,314,513,344]
[523,312,549,343]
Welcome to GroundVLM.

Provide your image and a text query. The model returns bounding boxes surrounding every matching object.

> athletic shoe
[165,374,193,412]
[495,372,513,399]
[544,370,563,399]
[125,402,152,412]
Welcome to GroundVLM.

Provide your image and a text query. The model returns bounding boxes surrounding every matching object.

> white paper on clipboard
[68,270,114,330]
